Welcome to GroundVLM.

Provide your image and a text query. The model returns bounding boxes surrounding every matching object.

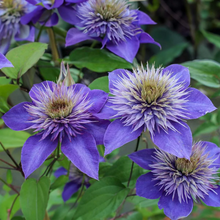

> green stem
[0,178,20,194]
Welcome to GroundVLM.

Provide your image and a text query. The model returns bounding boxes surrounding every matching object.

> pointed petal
[2,102,33,131]
[202,186,220,207]
[54,167,68,178]
[21,134,57,178]
[136,173,162,199]
[183,88,216,119]
[104,119,143,155]
[65,28,92,47]
[162,64,190,88]
[53,0,64,8]
[139,32,161,48]
[158,194,193,220]
[106,36,140,63]
[152,122,192,159]
[15,25,35,42]
[42,12,59,27]
[62,181,81,202]
[129,149,156,170]
[0,53,13,68]
[58,6,81,25]
[137,11,156,25]
[61,132,99,180]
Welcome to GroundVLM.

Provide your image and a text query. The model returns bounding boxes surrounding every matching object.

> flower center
[0,0,26,15]
[175,158,197,176]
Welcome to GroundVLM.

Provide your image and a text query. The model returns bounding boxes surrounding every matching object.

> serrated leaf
[89,76,109,93]
[69,47,132,72]
[2,43,48,79]
[20,177,50,220]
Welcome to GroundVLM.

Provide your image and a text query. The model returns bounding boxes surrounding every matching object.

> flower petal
[21,134,57,178]
[61,132,99,180]
[162,64,190,88]
[15,25,35,42]
[139,32,161,48]
[58,6,81,25]
[62,181,81,202]
[84,120,110,145]
[136,172,162,199]
[129,149,156,170]
[106,36,140,63]
[104,119,143,155]
[158,193,193,220]
[42,12,59,27]
[183,88,216,119]
[2,102,33,131]
[54,167,68,178]
[137,11,156,25]
[0,53,13,68]
[152,122,192,159]
[202,186,220,207]
[65,28,92,47]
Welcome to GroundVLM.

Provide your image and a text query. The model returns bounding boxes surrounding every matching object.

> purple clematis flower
[2,81,109,180]
[0,0,35,54]
[98,64,216,159]
[129,141,220,220]
[0,53,13,69]
[65,0,160,63]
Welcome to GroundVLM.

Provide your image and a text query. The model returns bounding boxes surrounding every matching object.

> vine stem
[0,178,20,194]
[7,194,19,220]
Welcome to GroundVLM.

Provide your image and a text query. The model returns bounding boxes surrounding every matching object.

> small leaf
[73,177,130,220]
[20,177,50,220]
[89,76,109,93]
[2,43,48,79]
[193,122,219,137]
[0,129,31,151]
[6,170,13,184]
[69,47,132,72]
[182,59,220,88]
[201,30,220,48]
[51,176,68,191]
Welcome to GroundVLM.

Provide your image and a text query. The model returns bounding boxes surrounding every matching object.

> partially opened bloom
[65,0,160,63]
[3,80,109,179]
[0,53,13,69]
[129,142,220,220]
[0,0,35,54]
[99,64,216,158]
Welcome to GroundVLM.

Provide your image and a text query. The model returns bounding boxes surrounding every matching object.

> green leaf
[2,43,48,79]
[20,177,50,220]
[69,47,132,72]
[73,177,130,220]
[0,77,11,85]
[6,170,13,184]
[104,156,143,188]
[127,196,159,208]
[149,42,188,67]
[182,59,220,88]
[0,84,19,100]
[201,30,220,48]
[11,217,25,220]
[193,122,219,137]
[0,97,10,113]
[89,76,109,93]
[51,175,68,191]
[0,129,31,151]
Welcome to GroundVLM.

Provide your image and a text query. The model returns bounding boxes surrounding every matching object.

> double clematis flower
[129,141,220,220]
[97,64,216,159]
[0,53,13,69]
[65,0,160,63]
[0,0,35,54]
[3,78,109,180]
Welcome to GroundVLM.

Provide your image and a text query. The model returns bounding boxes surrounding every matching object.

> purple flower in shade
[129,142,220,220]
[0,53,13,69]
[54,164,90,202]
[65,0,160,63]
[98,64,216,159]
[0,0,35,54]
[2,81,109,179]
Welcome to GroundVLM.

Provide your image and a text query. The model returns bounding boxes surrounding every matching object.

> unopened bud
[57,62,75,86]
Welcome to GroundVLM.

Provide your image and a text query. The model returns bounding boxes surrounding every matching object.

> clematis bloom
[129,142,220,220]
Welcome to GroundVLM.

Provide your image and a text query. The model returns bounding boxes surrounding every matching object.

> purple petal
[61,132,99,180]
[65,28,92,47]
[104,119,143,155]
[54,167,68,178]
[58,6,81,25]
[93,101,118,120]
[183,88,216,119]
[128,149,156,170]
[65,0,87,2]
[21,7,43,25]
[137,11,156,25]
[106,36,140,63]
[42,12,59,27]
[139,32,161,48]
[62,181,81,202]
[136,172,162,199]
[15,25,35,42]
[158,193,193,220]
[21,134,57,178]
[162,64,190,88]
[152,122,192,159]
[71,83,90,94]
[53,0,64,8]
[0,53,13,68]
[0,38,11,54]
[87,89,108,113]
[84,120,110,145]
[2,102,33,131]
[202,186,220,207]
